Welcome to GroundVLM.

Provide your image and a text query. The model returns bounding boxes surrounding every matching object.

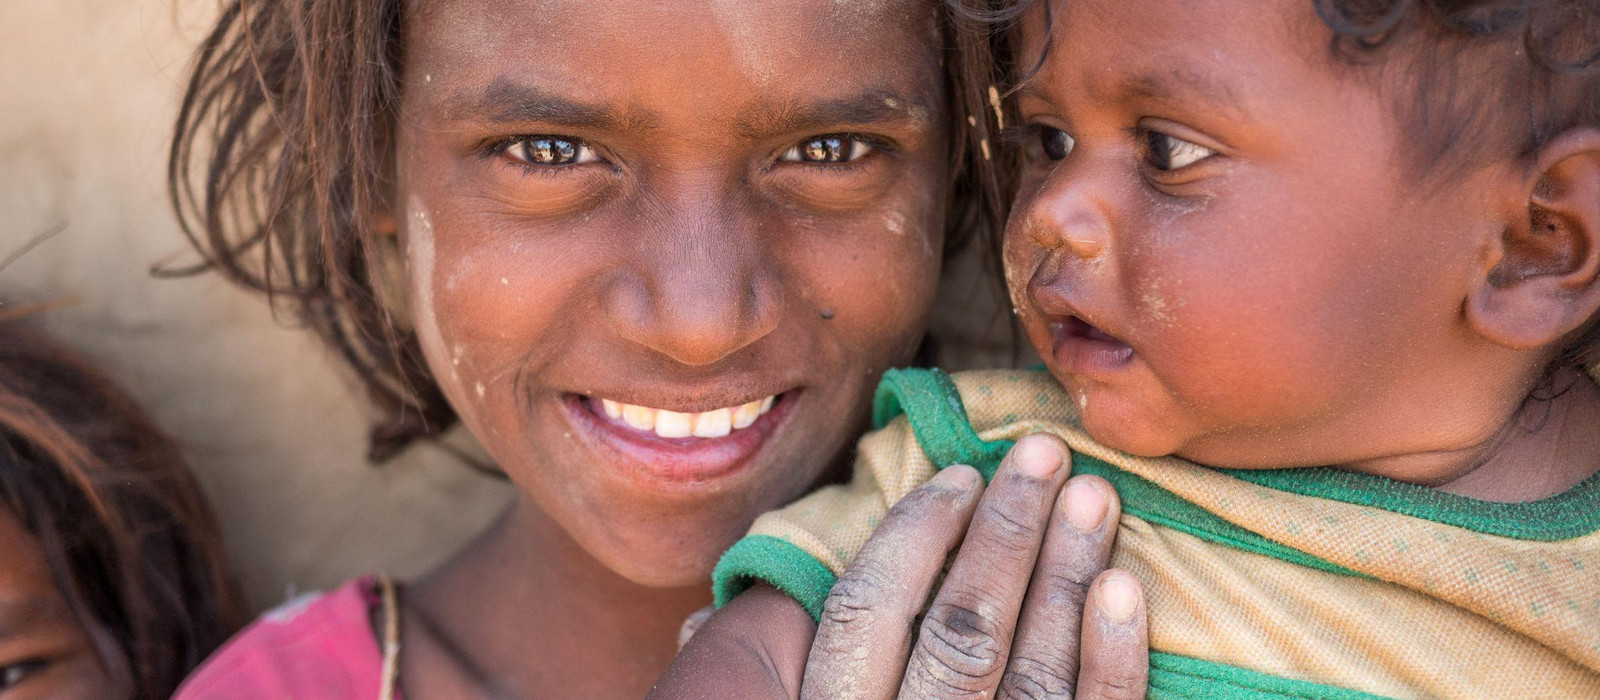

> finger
[899,434,1073,699]
[1075,570,1149,700]
[801,464,984,700]
[998,475,1121,699]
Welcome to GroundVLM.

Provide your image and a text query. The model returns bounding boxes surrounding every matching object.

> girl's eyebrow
[446,78,660,132]
[737,88,931,139]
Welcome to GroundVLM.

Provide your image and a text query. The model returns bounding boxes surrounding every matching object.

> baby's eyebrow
[0,596,60,637]
[448,78,660,132]
[738,88,931,139]
[1118,67,1250,119]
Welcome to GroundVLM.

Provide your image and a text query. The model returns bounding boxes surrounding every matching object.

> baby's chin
[1073,387,1195,459]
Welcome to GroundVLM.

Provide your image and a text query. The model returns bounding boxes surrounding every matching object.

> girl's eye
[505,136,600,167]
[780,136,874,164]
[1039,126,1075,161]
[0,659,47,689]
[1142,130,1215,171]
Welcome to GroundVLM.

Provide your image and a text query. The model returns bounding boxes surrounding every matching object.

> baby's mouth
[585,394,778,440]
[1059,315,1127,346]
[1051,314,1135,376]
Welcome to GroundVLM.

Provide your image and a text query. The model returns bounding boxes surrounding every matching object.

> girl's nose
[602,199,780,367]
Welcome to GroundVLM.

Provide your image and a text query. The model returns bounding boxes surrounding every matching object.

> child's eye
[502,136,601,167]
[0,659,48,690]
[1142,130,1215,171]
[779,136,874,164]
[1039,126,1075,161]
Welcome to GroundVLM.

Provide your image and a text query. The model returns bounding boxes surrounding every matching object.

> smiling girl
[160,0,1094,697]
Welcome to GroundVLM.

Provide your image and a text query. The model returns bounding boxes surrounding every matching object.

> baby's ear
[1467,129,1600,351]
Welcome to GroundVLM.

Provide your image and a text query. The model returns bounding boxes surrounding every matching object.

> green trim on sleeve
[871,368,1363,578]
[1219,466,1600,541]
[711,535,837,622]
[1148,652,1398,699]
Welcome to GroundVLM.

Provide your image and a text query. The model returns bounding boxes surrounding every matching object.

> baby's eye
[504,136,600,167]
[0,659,47,689]
[780,136,874,164]
[1142,130,1215,171]
[1039,126,1075,161]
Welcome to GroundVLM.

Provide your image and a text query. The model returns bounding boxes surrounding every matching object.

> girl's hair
[170,1,1014,463]
[0,321,240,699]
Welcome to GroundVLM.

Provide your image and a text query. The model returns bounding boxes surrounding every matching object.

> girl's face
[0,508,117,700]
[394,0,949,586]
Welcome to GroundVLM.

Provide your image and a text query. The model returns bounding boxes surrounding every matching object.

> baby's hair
[960,0,1600,376]
[169,1,1013,462]
[0,320,240,699]
[1310,0,1600,372]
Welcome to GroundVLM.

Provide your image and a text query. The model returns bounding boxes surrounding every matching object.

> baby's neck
[1349,368,1600,502]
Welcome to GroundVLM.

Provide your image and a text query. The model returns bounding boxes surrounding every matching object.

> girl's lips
[1051,316,1135,378]
[562,391,796,486]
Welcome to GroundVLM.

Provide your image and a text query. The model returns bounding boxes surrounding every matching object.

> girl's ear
[1467,129,1600,351]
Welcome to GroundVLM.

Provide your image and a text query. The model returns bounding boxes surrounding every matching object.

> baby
[666,0,1600,698]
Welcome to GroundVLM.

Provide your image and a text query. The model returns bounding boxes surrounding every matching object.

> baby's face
[1009,0,1515,469]
[393,0,949,585]
[0,507,118,699]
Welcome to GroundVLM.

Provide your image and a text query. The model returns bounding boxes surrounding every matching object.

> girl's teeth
[731,401,760,430]
[596,395,778,438]
[693,409,732,438]
[622,404,655,431]
[655,410,693,438]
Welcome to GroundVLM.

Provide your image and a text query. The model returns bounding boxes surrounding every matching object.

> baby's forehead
[1019,0,1338,113]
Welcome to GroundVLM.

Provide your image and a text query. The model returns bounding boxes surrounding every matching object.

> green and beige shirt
[712,368,1600,700]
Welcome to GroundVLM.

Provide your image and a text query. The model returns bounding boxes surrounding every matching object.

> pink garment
[174,576,398,700]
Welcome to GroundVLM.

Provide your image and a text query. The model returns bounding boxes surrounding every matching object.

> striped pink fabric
[174,577,397,700]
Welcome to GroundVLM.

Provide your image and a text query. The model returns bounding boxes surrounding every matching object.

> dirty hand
[802,432,1149,700]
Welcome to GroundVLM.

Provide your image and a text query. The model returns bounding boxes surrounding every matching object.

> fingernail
[1064,479,1108,532]
[934,464,981,491]
[1011,436,1063,479]
[1097,573,1140,623]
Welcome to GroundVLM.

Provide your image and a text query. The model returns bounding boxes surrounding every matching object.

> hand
[802,433,1148,700]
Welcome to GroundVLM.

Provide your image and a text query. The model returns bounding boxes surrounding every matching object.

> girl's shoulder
[174,576,391,700]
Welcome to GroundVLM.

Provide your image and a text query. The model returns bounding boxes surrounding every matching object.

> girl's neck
[403,496,709,698]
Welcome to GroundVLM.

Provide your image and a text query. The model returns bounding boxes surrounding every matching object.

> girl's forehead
[406,0,939,86]
[403,0,944,134]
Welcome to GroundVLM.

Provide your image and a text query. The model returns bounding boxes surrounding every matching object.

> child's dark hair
[0,320,240,699]
[169,1,1014,462]
[953,0,1600,375]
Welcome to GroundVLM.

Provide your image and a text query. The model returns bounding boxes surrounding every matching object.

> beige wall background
[0,0,513,612]
[0,0,1018,614]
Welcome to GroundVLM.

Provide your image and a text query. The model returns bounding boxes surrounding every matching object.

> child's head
[0,321,238,699]
[1003,0,1600,479]
[172,0,1007,586]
